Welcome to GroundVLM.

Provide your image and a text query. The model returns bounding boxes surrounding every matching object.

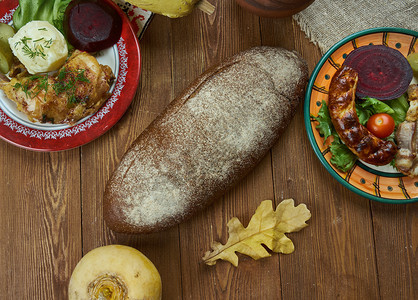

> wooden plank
[371,202,417,300]
[0,143,81,299]
[271,107,381,298]
[179,155,281,299]
[262,17,381,299]
[0,0,416,298]
[173,1,284,299]
[79,14,183,299]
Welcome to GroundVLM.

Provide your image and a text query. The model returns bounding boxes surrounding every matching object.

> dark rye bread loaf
[103,46,308,234]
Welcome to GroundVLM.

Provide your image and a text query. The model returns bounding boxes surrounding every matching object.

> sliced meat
[395,120,418,177]
[407,84,418,101]
[406,100,418,122]
[396,121,416,149]
[406,84,418,122]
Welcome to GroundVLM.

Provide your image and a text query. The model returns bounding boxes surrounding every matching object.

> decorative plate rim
[304,27,418,204]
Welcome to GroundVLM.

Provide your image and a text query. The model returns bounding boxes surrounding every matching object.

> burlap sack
[294,0,418,53]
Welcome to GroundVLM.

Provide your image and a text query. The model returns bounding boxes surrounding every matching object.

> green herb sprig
[15,36,48,60]
[13,68,90,105]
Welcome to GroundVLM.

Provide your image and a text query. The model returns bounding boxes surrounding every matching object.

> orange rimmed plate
[305,27,418,204]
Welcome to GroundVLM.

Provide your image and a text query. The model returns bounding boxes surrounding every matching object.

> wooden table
[0,1,416,299]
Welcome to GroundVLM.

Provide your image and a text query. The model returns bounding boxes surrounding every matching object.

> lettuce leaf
[358,96,395,114]
[13,0,71,34]
[355,102,373,125]
[310,100,336,143]
[356,95,410,126]
[385,94,409,126]
[311,101,357,172]
[311,95,408,173]
[329,139,357,172]
[356,97,395,125]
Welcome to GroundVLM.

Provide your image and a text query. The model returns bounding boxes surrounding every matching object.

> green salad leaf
[329,139,357,172]
[310,100,336,143]
[311,90,410,173]
[355,96,395,125]
[358,96,395,114]
[13,0,72,34]
[356,95,410,127]
[311,101,357,172]
[385,94,409,126]
[355,103,373,125]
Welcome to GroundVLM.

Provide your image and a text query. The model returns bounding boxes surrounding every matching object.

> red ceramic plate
[0,0,141,151]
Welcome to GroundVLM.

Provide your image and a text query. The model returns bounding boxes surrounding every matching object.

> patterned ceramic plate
[305,27,418,204]
[0,0,141,151]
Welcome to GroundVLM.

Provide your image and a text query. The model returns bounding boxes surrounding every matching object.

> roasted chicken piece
[0,50,114,125]
[405,84,418,122]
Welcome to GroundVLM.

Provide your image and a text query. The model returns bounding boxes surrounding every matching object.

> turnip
[68,245,162,300]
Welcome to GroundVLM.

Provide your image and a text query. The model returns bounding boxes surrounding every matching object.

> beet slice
[64,0,122,52]
[343,45,413,100]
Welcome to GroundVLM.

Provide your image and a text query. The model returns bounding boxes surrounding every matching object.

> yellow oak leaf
[202,199,311,266]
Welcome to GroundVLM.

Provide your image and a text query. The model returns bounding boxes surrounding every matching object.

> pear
[68,245,162,300]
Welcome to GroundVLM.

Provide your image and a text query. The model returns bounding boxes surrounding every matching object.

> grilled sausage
[328,66,397,166]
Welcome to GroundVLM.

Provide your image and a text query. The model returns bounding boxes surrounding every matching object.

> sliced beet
[64,0,122,52]
[343,45,413,100]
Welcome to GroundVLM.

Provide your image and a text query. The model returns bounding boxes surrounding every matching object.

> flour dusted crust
[103,46,308,234]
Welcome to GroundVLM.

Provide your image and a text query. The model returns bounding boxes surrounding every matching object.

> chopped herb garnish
[14,78,32,98]
[12,67,90,105]
[52,67,90,105]
[68,94,78,105]
[20,36,32,44]
[36,76,49,101]
[19,74,49,99]
[76,69,89,83]
[43,38,53,48]
[14,35,52,60]
[13,82,22,89]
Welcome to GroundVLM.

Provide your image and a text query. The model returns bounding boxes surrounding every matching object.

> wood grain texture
[370,202,417,299]
[0,145,81,299]
[0,0,416,299]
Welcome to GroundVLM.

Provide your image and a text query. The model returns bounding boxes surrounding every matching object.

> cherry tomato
[366,113,395,138]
